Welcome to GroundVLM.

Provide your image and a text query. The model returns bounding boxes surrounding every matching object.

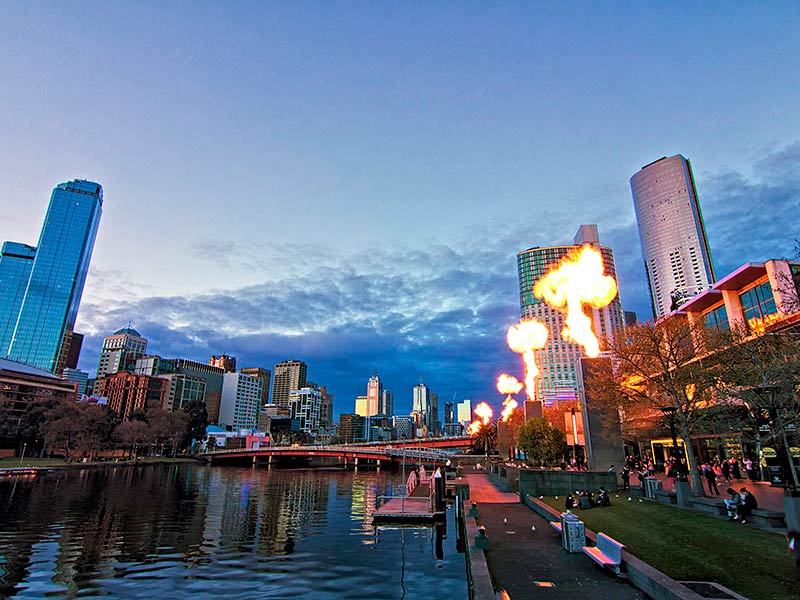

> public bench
[582,532,624,575]
[549,521,562,533]
[688,497,726,516]
[750,508,786,529]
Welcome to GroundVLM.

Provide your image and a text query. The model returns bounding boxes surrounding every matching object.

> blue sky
[2,2,799,417]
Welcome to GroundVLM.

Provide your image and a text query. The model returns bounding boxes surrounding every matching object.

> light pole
[658,406,686,480]
[753,385,798,490]
[19,442,26,466]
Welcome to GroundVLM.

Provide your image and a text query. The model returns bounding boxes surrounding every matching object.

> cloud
[76,141,800,418]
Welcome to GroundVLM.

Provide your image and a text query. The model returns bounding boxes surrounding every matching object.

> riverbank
[0,456,201,473]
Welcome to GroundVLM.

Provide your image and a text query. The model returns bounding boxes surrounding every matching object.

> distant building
[366,370,383,416]
[319,385,334,429]
[272,360,307,409]
[412,380,430,431]
[0,357,78,438]
[4,180,103,373]
[393,415,414,440]
[0,243,36,356]
[630,155,716,319]
[517,225,625,405]
[159,373,206,411]
[289,387,322,435]
[339,413,366,443]
[97,326,148,378]
[240,366,271,411]
[63,367,89,396]
[443,422,464,437]
[355,395,368,416]
[219,372,263,430]
[94,371,167,421]
[444,401,454,424]
[456,399,472,426]
[380,389,394,417]
[209,354,237,372]
[624,311,638,326]
[429,392,439,435]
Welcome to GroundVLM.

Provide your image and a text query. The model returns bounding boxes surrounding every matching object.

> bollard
[560,511,586,553]
[474,525,490,550]
[469,501,479,518]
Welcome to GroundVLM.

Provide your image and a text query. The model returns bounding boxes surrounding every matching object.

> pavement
[464,473,646,600]
[645,471,786,511]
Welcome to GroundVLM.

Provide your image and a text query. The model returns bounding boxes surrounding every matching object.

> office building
[97,326,148,378]
[516,225,625,405]
[210,354,237,372]
[380,389,393,417]
[240,367,271,409]
[135,356,224,422]
[456,399,472,426]
[366,370,383,416]
[355,395,368,416]
[219,372,263,430]
[159,373,206,411]
[288,387,322,435]
[339,414,366,443]
[5,180,103,373]
[94,371,167,421]
[319,385,334,429]
[63,367,89,396]
[443,401,454,424]
[272,360,307,409]
[630,155,716,319]
[0,243,36,356]
[393,415,415,440]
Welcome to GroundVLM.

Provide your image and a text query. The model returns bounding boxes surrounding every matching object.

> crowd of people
[565,486,611,511]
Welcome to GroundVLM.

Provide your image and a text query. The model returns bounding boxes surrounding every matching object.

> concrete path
[468,474,646,599]
[648,471,786,511]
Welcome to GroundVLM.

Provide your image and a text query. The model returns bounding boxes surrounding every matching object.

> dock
[374,466,446,523]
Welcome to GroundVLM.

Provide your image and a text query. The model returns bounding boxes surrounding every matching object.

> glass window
[739,281,777,331]
[703,304,729,332]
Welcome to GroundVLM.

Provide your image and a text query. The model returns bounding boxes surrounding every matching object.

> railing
[200,444,457,463]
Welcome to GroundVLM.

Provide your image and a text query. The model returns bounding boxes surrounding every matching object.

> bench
[549,521,562,533]
[582,532,624,575]
[688,497,727,516]
[750,508,786,529]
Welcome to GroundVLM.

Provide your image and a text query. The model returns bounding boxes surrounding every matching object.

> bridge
[198,436,473,465]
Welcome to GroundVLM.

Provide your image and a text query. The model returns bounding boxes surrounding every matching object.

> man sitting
[738,487,758,524]
[596,487,611,507]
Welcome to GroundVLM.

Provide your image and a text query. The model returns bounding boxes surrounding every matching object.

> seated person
[578,490,593,509]
[565,494,575,510]
[723,487,742,520]
[596,487,611,507]
[738,488,758,524]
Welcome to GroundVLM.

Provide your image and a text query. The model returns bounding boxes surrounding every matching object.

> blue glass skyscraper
[5,180,103,372]
[0,242,37,353]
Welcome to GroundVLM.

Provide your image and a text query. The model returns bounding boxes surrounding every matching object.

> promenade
[648,471,786,511]
[464,473,646,599]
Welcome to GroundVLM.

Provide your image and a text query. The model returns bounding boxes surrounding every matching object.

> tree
[113,420,151,458]
[592,318,717,495]
[41,402,116,460]
[147,409,188,456]
[472,422,497,455]
[516,416,567,467]
[180,399,208,450]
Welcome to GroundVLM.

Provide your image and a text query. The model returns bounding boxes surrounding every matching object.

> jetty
[374,465,447,523]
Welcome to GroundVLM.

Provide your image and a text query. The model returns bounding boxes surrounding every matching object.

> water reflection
[0,465,465,599]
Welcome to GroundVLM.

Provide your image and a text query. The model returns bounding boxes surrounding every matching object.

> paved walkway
[645,471,786,511]
[467,474,646,599]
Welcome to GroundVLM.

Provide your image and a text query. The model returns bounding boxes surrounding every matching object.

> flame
[505,319,549,401]
[496,374,523,395]
[533,245,617,358]
[500,397,518,422]
[468,402,494,435]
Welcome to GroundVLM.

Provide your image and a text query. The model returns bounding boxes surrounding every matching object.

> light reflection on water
[0,465,466,599]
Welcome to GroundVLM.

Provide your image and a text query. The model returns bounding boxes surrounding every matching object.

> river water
[0,464,467,599]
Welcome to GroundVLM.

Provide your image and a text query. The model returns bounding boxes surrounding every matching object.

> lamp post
[658,406,686,480]
[753,385,798,490]
[19,442,27,466]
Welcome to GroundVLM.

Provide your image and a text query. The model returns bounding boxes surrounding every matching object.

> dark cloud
[77,142,800,417]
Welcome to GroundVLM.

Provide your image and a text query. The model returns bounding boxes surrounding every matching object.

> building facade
[209,354,237,372]
[240,367,271,411]
[288,387,322,435]
[339,413,366,443]
[97,326,148,378]
[219,372,263,430]
[630,155,716,319]
[94,371,167,421]
[517,225,626,405]
[380,389,393,417]
[354,395,368,416]
[366,371,383,416]
[272,360,307,409]
[456,399,472,426]
[5,180,103,373]
[63,367,89,396]
[0,242,36,355]
[159,373,207,411]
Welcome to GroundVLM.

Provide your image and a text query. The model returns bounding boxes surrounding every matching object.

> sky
[1,2,799,418]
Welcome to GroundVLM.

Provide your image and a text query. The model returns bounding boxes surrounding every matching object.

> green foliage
[472,422,497,455]
[516,416,567,466]
[180,399,209,448]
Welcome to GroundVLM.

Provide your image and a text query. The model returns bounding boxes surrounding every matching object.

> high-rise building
[339,414,366,444]
[444,401,454,424]
[272,360,307,409]
[366,370,383,416]
[240,367,271,410]
[210,354,237,372]
[219,372,263,430]
[63,367,89,396]
[288,387,322,435]
[516,225,625,405]
[380,389,394,417]
[630,155,716,319]
[5,180,103,373]
[456,399,472,426]
[0,243,36,354]
[319,385,334,429]
[94,371,167,421]
[354,395,368,416]
[97,326,148,378]
[159,373,206,411]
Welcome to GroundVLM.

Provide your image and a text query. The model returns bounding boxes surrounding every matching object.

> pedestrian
[721,459,731,483]
[731,458,742,480]
[667,462,677,490]
[787,531,800,580]
[738,487,758,524]
[744,457,755,481]
[647,459,655,477]
[723,487,742,520]
[621,466,631,490]
[637,467,646,493]
[704,462,720,495]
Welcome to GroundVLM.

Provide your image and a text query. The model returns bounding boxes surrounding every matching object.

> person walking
[745,457,755,481]
[721,459,731,483]
[704,462,720,495]
[731,458,742,480]
[621,465,631,490]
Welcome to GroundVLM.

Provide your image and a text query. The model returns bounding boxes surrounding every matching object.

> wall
[518,469,617,498]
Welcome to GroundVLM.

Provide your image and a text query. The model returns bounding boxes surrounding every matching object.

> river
[0,464,467,599]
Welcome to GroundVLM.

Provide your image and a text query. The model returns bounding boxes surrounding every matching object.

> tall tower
[366,370,383,416]
[380,389,394,417]
[6,180,103,372]
[630,155,715,319]
[96,326,148,378]
[0,242,36,354]
[272,359,307,409]
[516,225,625,405]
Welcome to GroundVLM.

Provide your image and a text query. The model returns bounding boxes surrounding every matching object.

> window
[703,304,729,332]
[739,281,777,331]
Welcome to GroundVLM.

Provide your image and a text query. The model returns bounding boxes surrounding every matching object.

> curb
[465,515,495,600]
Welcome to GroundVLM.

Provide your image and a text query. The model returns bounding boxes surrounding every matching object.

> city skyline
[1,4,799,416]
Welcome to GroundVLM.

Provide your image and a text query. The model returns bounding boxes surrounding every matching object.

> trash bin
[644,477,662,499]
[560,511,585,553]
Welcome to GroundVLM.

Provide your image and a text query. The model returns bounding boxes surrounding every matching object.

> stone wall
[518,469,617,498]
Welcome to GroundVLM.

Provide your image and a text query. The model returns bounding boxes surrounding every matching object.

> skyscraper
[366,370,383,416]
[5,180,103,372]
[272,360,307,409]
[516,225,625,405]
[96,326,148,378]
[630,155,715,319]
[0,243,36,354]
[380,389,393,417]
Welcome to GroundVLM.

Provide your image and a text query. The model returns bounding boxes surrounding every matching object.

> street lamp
[753,385,799,490]
[658,406,686,480]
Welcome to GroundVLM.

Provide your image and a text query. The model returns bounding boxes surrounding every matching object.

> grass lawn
[540,495,797,600]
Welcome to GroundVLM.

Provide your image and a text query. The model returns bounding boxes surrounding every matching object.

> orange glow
[468,402,494,435]
[533,245,617,357]
[500,397,518,422]
[506,319,548,401]
[496,373,523,395]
